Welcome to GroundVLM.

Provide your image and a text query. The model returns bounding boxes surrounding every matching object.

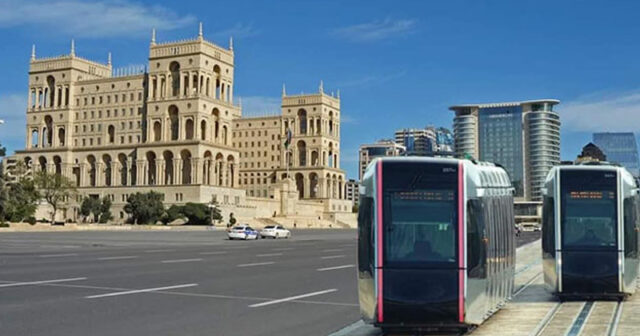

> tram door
[560,170,619,294]
[380,161,461,324]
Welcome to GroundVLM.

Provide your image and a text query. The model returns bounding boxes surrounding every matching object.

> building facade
[450,99,560,201]
[394,126,454,157]
[234,84,345,201]
[10,25,350,223]
[344,179,359,208]
[358,140,405,180]
[592,132,640,177]
[576,142,607,163]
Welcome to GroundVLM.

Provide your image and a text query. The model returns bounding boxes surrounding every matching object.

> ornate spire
[70,39,75,57]
[282,83,286,97]
[107,52,112,66]
[337,89,340,99]
[31,44,36,61]
[319,80,324,94]
[229,36,233,50]
[238,97,243,108]
[151,28,156,45]
[198,22,203,40]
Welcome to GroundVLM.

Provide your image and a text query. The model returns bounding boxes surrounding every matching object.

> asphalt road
[0,230,540,336]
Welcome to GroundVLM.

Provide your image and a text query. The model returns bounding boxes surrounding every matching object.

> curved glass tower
[450,99,560,201]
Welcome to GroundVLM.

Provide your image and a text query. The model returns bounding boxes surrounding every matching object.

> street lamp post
[207,201,217,227]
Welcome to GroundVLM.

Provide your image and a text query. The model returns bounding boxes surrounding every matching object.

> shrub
[25,216,36,225]
[0,222,9,228]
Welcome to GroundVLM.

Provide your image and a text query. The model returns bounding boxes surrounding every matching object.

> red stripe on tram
[458,161,465,323]
[376,160,384,323]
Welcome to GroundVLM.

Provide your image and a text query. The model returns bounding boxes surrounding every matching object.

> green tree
[123,191,164,224]
[33,170,77,224]
[161,204,184,225]
[98,197,112,223]
[228,212,236,228]
[4,176,39,222]
[0,142,5,157]
[181,203,212,225]
[80,197,101,222]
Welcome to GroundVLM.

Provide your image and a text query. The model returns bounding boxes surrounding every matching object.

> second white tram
[542,164,640,298]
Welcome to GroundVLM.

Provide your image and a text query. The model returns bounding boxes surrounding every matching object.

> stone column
[113,161,121,186]
[303,176,310,199]
[176,158,184,185]
[79,163,87,187]
[156,159,164,185]
[192,158,200,184]
[95,162,104,187]
[221,161,228,187]
[135,160,145,186]
[60,86,66,108]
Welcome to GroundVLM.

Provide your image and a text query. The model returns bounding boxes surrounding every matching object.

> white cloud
[0,94,27,148]
[211,23,259,40]
[332,18,417,42]
[562,90,640,132]
[0,0,196,38]
[240,96,281,117]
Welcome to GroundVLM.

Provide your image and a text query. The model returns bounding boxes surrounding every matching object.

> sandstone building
[10,24,351,225]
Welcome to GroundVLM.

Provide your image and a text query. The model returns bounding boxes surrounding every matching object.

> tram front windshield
[561,170,617,249]
[382,162,458,267]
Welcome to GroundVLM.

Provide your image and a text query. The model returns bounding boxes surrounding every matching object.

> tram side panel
[357,165,377,323]
[621,178,640,294]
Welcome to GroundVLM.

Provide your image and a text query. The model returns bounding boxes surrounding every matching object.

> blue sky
[1,0,640,179]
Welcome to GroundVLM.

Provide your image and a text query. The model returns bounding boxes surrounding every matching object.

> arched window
[153,121,161,142]
[102,154,112,186]
[297,109,307,134]
[169,105,179,140]
[200,120,207,141]
[163,151,174,185]
[44,115,53,147]
[295,173,304,199]
[108,125,115,144]
[297,140,306,166]
[46,76,55,108]
[57,127,65,146]
[146,151,156,185]
[185,119,194,140]
[169,62,181,96]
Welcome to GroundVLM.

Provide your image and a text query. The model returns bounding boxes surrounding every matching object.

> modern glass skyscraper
[593,132,640,176]
[451,99,560,201]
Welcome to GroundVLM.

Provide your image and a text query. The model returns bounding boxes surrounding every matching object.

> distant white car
[227,225,259,240]
[260,225,291,239]
[519,223,541,232]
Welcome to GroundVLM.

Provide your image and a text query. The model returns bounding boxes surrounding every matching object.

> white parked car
[519,223,541,232]
[260,225,291,239]
[227,225,259,240]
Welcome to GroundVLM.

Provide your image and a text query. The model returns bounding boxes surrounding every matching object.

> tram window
[562,191,617,248]
[623,196,639,257]
[358,196,375,272]
[383,190,456,264]
[467,199,486,277]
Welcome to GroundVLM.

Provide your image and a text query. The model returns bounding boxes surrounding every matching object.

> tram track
[528,300,623,336]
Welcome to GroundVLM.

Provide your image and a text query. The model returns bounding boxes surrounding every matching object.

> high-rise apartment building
[450,99,560,201]
[394,126,454,157]
[592,132,640,177]
[358,140,405,180]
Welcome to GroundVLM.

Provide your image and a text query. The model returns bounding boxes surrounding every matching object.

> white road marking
[322,249,343,252]
[256,253,283,257]
[161,258,203,263]
[321,255,345,260]
[249,289,338,308]
[273,248,294,251]
[237,262,275,267]
[39,253,78,258]
[97,256,138,261]
[0,277,87,288]
[199,251,228,255]
[86,283,198,299]
[144,249,175,253]
[317,265,355,272]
